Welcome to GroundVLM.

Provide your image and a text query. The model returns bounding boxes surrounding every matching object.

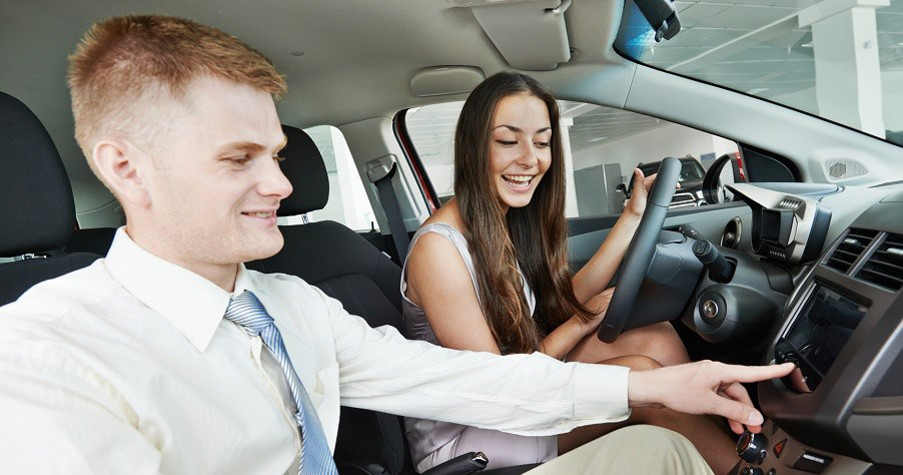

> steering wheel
[597,156,683,343]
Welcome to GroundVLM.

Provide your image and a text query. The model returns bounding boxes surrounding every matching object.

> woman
[400,72,737,473]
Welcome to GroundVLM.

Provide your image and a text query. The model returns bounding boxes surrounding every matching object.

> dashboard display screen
[775,285,867,392]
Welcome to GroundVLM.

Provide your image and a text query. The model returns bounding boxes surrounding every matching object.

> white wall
[571,123,736,181]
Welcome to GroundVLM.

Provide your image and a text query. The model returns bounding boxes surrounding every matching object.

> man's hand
[627,360,795,434]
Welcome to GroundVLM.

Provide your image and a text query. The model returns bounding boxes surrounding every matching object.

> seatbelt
[367,155,410,261]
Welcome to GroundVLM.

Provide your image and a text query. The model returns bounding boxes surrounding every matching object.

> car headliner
[0,0,626,194]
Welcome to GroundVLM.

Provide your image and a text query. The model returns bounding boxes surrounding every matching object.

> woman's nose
[517,142,538,167]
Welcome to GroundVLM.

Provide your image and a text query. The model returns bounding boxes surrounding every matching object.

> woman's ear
[91,139,152,208]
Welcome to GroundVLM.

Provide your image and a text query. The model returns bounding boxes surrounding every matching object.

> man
[0,15,792,473]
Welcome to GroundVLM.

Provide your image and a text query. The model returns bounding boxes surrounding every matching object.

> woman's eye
[228,157,252,166]
[496,140,517,146]
[535,142,550,148]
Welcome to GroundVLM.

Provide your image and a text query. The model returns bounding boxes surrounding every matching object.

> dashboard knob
[737,431,767,463]
[739,467,764,475]
[702,300,719,319]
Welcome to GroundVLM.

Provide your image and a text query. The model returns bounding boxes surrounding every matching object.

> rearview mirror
[634,0,681,42]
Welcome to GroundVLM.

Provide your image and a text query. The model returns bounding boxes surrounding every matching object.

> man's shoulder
[0,259,118,340]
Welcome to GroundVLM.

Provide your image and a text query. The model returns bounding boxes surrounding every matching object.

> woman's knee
[639,323,690,366]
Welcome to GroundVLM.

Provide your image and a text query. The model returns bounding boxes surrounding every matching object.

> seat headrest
[278,125,329,217]
[0,91,77,256]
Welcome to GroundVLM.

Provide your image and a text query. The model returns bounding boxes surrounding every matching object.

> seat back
[0,91,100,306]
[66,226,117,256]
[249,125,413,474]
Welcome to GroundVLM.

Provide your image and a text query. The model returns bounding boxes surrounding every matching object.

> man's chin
[242,234,285,262]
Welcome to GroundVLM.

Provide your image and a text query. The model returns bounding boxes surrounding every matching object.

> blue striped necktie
[224,290,338,475]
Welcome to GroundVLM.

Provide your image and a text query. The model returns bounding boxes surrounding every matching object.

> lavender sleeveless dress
[400,223,557,472]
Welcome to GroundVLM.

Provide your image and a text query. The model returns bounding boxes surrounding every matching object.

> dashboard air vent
[856,233,903,291]
[778,198,803,211]
[825,228,878,273]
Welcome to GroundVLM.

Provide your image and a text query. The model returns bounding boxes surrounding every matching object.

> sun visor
[453,0,572,71]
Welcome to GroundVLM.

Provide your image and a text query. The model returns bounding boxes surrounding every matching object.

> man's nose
[261,158,293,199]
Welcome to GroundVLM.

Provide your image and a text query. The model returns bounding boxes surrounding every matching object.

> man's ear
[91,140,152,208]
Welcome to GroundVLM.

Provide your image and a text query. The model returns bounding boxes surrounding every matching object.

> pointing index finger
[721,362,795,385]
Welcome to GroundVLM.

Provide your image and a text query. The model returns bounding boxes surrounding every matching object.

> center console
[749,193,903,474]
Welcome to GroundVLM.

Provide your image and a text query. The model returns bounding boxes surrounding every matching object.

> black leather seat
[0,91,101,306]
[67,226,117,256]
[248,125,412,474]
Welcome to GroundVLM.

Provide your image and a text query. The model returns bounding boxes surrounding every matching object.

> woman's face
[488,93,553,211]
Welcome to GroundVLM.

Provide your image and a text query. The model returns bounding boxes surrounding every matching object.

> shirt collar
[103,227,254,353]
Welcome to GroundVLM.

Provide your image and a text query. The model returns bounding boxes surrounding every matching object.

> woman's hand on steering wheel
[624,168,680,218]
[624,168,657,218]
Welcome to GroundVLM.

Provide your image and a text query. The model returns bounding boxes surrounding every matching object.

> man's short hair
[68,14,287,175]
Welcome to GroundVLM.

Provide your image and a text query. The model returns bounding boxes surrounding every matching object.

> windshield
[615,0,903,147]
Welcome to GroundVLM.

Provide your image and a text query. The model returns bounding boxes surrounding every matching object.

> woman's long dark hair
[454,72,592,354]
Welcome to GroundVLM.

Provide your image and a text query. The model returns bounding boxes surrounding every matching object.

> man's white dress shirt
[0,229,630,473]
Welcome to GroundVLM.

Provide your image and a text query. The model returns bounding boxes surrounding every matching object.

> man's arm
[319,289,632,436]
[315,285,794,436]
[0,345,162,473]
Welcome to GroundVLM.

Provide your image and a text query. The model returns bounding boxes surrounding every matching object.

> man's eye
[228,157,252,166]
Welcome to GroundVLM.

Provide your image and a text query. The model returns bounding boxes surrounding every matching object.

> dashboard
[727,183,835,267]
[716,185,903,474]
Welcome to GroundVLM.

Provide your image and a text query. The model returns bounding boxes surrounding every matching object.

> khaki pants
[525,425,714,474]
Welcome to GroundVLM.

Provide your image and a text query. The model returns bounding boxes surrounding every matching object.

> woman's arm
[572,169,656,303]
[406,232,502,354]
[537,288,613,359]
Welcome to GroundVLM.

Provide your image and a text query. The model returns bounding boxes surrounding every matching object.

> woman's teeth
[503,175,532,186]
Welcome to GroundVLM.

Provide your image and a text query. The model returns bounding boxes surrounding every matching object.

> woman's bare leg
[558,355,738,474]
[569,321,690,366]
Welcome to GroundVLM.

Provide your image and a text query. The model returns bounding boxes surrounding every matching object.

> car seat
[0,91,101,306]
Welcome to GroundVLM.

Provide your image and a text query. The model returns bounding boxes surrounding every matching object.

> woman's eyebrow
[492,125,552,133]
